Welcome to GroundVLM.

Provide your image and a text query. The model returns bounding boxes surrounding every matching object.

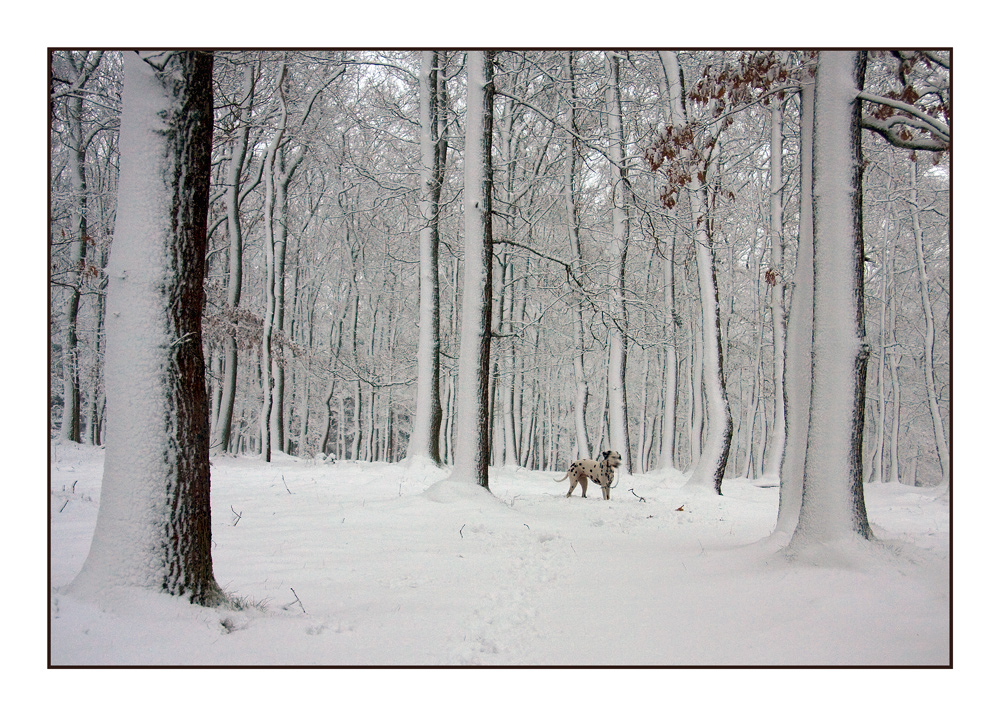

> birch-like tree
[70,51,222,605]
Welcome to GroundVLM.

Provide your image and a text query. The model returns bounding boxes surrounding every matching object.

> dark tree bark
[791,50,874,546]
[71,50,221,606]
[451,50,494,490]
[408,50,447,465]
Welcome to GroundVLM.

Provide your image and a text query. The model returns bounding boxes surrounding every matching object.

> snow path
[49,442,949,665]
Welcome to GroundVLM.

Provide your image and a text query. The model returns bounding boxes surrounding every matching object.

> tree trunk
[774,75,815,538]
[212,61,254,452]
[606,51,633,476]
[450,50,494,490]
[659,50,731,494]
[71,50,221,605]
[407,50,446,466]
[762,101,787,479]
[260,62,289,462]
[791,51,874,546]
[908,158,949,486]
[59,90,88,443]
[564,50,591,461]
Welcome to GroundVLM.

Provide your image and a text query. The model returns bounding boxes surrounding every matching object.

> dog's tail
[553,473,570,483]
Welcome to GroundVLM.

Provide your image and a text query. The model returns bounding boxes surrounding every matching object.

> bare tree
[408,50,449,466]
[450,50,495,490]
[70,51,222,605]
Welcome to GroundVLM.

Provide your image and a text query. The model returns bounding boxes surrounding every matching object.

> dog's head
[601,450,622,469]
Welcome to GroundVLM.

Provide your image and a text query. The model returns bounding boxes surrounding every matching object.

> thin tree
[605,51,633,475]
[408,50,448,466]
[70,51,222,605]
[652,50,732,494]
[907,157,949,487]
[774,73,814,538]
[563,50,591,461]
[212,58,256,452]
[762,98,787,479]
[51,51,106,444]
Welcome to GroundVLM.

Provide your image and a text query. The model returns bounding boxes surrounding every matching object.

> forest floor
[49,440,950,667]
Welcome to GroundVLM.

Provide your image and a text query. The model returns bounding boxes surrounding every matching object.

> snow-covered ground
[49,440,949,667]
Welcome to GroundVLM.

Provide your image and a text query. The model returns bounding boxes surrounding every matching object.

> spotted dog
[555,450,622,500]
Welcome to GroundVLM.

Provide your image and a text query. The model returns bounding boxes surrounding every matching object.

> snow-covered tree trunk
[57,55,104,442]
[269,146,302,455]
[908,158,949,486]
[60,89,88,443]
[790,51,874,546]
[774,75,814,537]
[450,50,494,490]
[260,62,288,463]
[212,61,254,452]
[501,262,519,467]
[605,51,633,476]
[866,202,893,484]
[762,101,787,479]
[70,51,221,605]
[408,51,446,466]
[886,292,902,485]
[564,51,591,461]
[658,51,731,494]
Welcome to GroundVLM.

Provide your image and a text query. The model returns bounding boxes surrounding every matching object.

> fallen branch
[282,475,293,494]
[629,488,646,503]
[231,506,242,526]
[290,587,306,614]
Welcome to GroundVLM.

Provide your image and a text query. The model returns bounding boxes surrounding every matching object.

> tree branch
[857,90,950,142]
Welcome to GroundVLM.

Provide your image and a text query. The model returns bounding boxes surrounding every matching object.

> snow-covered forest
[48,49,951,669]
[50,50,949,485]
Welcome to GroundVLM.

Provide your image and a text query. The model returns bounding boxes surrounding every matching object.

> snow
[50,439,949,668]
[67,52,182,601]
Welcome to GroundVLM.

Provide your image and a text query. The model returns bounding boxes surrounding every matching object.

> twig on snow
[290,587,307,614]
[231,506,242,526]
[629,488,646,503]
[282,475,293,494]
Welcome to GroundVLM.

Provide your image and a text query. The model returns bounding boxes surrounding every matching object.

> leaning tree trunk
[790,50,874,547]
[449,50,494,490]
[70,50,221,606]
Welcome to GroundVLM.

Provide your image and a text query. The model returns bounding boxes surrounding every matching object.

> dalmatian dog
[554,450,622,500]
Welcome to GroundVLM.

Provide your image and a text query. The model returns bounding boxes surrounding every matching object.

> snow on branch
[858,91,950,144]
